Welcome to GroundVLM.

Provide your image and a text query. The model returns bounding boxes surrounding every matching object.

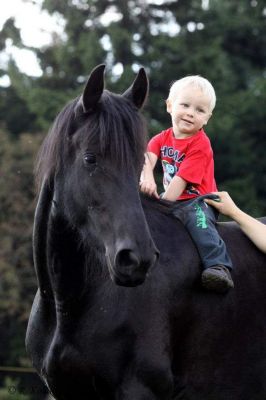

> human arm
[205,191,266,253]
[162,176,187,201]
[139,152,159,198]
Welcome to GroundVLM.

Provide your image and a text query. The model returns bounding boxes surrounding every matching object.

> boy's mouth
[181,118,193,124]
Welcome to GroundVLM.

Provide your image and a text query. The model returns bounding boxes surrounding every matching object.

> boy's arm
[162,175,187,201]
[139,152,159,198]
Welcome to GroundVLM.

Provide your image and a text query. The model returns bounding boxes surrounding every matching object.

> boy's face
[166,85,212,139]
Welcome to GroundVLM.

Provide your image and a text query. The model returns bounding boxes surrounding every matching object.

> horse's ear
[81,64,105,112]
[123,67,149,109]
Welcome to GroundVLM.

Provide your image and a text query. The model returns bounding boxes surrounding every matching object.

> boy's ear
[166,99,172,113]
[204,112,212,125]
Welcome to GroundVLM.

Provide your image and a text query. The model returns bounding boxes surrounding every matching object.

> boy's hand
[139,178,159,199]
[139,152,159,198]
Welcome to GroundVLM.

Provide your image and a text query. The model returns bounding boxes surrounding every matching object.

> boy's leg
[173,195,234,293]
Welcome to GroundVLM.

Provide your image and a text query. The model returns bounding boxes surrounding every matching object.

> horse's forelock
[79,90,148,170]
[35,90,148,193]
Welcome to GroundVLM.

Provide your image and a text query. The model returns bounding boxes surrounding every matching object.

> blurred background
[0,0,265,398]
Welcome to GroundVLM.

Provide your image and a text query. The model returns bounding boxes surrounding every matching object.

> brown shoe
[201,265,234,293]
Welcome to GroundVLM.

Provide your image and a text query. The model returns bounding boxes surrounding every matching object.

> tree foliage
[0,130,44,396]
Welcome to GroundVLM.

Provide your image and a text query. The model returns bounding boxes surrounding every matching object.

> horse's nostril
[113,248,158,287]
[115,248,159,273]
[115,249,139,269]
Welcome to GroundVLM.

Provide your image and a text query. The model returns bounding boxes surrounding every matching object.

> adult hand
[204,191,240,218]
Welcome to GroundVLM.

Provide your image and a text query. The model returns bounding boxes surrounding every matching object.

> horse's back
[179,222,266,399]
[144,202,266,399]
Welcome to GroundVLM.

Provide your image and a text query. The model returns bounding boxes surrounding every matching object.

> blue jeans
[172,194,233,270]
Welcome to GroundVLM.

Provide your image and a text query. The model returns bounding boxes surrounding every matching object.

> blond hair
[167,75,216,112]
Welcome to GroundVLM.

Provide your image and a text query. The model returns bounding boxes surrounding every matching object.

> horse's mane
[35,90,148,193]
[141,193,176,216]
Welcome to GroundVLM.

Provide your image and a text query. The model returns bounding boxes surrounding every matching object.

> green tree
[0,130,39,318]
[0,129,44,371]
[0,377,30,400]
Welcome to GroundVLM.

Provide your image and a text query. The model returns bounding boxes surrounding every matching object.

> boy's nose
[186,108,194,117]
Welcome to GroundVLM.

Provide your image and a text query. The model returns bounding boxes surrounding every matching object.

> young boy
[140,75,234,293]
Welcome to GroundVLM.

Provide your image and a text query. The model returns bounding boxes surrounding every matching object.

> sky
[0,0,64,85]
[0,0,125,85]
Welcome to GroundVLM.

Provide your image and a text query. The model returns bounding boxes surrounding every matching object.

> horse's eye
[84,153,96,164]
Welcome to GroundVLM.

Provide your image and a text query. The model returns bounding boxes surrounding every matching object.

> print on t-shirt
[162,160,177,189]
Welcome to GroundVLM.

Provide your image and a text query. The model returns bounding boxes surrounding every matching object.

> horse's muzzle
[111,246,159,287]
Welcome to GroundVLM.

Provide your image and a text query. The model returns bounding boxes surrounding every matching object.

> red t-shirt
[148,127,217,200]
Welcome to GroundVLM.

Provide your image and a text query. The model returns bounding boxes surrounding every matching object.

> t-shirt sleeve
[177,148,208,185]
[147,133,162,157]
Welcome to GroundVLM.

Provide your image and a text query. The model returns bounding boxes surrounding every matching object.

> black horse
[26,65,266,400]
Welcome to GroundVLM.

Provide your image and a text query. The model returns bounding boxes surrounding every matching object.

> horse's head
[36,65,159,287]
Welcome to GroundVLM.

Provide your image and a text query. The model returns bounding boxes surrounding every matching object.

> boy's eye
[196,107,206,113]
[181,103,189,107]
